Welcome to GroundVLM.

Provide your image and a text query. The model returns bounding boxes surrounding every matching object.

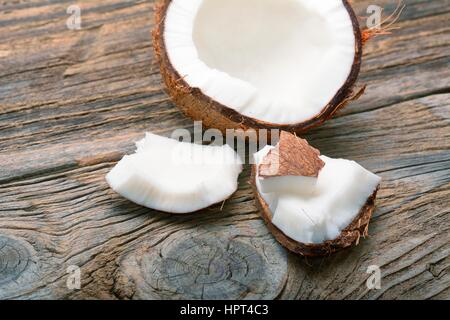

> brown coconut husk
[361,1,405,45]
[152,0,364,136]
[259,131,325,178]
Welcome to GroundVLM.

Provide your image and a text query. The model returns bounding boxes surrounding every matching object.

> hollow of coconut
[250,166,379,257]
[152,0,364,135]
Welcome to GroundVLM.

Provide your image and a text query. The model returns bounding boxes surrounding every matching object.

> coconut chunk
[106,133,243,214]
[259,131,325,177]
[161,0,358,125]
[253,135,381,245]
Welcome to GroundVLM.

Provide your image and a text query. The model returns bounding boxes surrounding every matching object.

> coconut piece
[153,0,363,134]
[259,131,324,178]
[257,131,324,198]
[251,134,381,256]
[106,132,242,214]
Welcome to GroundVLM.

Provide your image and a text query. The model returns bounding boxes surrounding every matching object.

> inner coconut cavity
[164,0,356,124]
[254,146,381,244]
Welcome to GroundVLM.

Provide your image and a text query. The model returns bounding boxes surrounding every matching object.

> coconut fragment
[259,131,324,178]
[252,132,381,255]
[106,132,242,214]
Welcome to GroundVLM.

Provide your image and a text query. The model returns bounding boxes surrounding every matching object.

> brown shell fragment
[259,131,325,178]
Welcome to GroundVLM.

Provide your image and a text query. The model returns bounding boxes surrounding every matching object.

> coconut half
[153,0,363,134]
[251,132,381,256]
[106,132,243,214]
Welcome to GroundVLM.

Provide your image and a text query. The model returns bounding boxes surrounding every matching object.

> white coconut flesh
[164,0,356,124]
[106,133,243,214]
[254,146,381,244]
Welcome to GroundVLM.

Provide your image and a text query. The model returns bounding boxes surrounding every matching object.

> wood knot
[116,222,288,300]
[0,235,34,286]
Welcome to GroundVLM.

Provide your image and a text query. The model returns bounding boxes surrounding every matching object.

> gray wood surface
[0,0,449,299]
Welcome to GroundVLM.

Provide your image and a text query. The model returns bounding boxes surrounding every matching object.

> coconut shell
[152,0,364,136]
[250,166,379,257]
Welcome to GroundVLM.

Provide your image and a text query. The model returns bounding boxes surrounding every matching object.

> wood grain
[0,0,449,299]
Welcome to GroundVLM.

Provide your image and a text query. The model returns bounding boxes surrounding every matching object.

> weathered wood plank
[0,0,449,299]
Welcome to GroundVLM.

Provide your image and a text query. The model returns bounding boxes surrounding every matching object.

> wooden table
[0,0,449,300]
